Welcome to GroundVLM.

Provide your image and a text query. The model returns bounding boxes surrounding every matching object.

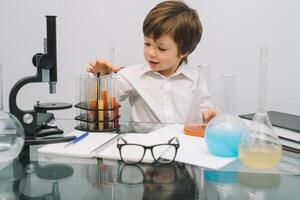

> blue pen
[64,132,89,148]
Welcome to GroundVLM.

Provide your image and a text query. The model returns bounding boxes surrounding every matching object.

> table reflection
[237,171,280,200]
[203,169,281,200]
[17,162,73,200]
[114,162,197,200]
[204,170,239,200]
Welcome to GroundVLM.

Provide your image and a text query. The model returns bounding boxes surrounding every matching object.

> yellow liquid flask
[239,47,282,169]
[184,65,214,137]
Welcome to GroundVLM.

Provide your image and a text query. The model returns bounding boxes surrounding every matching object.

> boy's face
[144,34,186,77]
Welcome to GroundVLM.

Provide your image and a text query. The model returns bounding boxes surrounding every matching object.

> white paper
[38,130,118,158]
[159,124,236,170]
[38,125,237,169]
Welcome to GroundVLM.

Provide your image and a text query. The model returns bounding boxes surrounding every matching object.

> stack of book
[239,111,300,154]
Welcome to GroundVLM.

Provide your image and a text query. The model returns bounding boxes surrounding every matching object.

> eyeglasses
[117,137,180,164]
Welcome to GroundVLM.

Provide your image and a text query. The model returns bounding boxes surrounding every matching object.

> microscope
[9,16,75,151]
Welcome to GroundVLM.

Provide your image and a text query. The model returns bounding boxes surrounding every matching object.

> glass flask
[239,47,282,169]
[0,64,25,163]
[184,65,213,137]
[205,74,247,157]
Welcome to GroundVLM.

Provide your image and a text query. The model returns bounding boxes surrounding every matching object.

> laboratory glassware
[0,64,25,163]
[184,65,213,137]
[75,73,120,132]
[239,47,282,169]
[205,74,247,157]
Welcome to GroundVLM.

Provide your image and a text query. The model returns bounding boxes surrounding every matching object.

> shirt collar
[139,63,197,81]
[173,63,196,81]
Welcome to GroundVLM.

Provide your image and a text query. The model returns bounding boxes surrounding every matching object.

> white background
[1,0,299,120]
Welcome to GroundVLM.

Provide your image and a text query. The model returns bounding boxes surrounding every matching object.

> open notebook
[38,130,119,158]
[38,125,236,170]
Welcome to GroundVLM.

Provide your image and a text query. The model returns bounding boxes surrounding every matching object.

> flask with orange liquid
[184,65,214,137]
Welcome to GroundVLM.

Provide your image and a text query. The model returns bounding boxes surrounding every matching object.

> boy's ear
[180,52,189,59]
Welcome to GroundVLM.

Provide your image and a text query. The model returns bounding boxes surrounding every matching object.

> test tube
[99,75,109,130]
[108,48,115,129]
[107,75,115,129]
[86,76,98,131]
[78,75,88,129]
[110,74,120,129]
[98,76,104,131]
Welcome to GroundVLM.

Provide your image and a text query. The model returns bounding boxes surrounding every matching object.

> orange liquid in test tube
[101,90,108,129]
[111,96,119,128]
[88,100,98,131]
[184,124,206,137]
[116,102,120,127]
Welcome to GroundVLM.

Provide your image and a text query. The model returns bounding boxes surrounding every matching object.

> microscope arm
[9,16,57,136]
[9,74,42,135]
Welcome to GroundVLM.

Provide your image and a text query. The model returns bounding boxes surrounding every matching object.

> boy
[87,1,215,125]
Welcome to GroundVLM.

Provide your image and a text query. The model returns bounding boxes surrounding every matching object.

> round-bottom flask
[205,114,247,157]
[239,112,282,169]
[0,110,25,163]
[239,47,282,169]
[0,65,25,163]
[205,74,247,157]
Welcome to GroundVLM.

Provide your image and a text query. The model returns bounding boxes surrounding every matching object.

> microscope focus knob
[23,113,34,124]
[32,53,43,67]
[32,53,54,70]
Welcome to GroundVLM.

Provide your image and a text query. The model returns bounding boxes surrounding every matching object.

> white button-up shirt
[118,64,213,124]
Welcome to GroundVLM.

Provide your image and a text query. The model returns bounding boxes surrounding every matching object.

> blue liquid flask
[205,74,246,157]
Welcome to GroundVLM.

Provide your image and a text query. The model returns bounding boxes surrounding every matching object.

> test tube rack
[74,74,121,132]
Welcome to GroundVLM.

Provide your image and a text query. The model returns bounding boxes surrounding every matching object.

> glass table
[1,119,300,200]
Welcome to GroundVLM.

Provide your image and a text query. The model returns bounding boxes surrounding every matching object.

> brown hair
[143,0,202,64]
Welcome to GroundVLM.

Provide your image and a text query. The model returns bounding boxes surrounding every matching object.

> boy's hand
[87,59,121,75]
[202,109,217,124]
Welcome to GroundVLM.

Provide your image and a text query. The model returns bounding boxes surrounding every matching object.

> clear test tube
[110,73,120,129]
[99,75,109,130]
[77,75,88,129]
[86,76,98,131]
[106,74,114,129]
[97,77,104,131]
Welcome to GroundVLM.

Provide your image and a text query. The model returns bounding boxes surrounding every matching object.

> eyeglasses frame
[116,137,180,164]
